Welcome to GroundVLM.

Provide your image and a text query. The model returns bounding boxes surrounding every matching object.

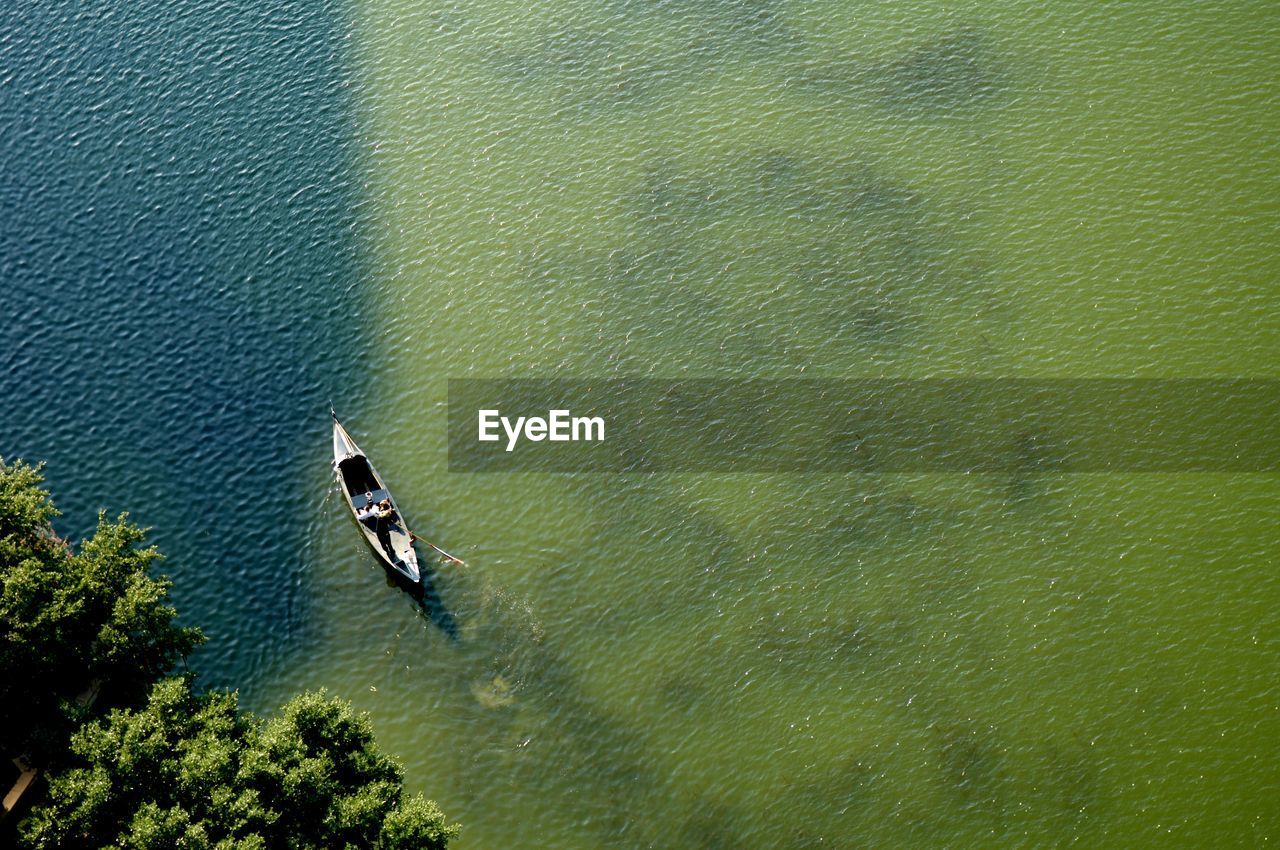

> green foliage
[0,459,204,760]
[20,679,458,850]
[380,795,457,849]
[4,460,455,849]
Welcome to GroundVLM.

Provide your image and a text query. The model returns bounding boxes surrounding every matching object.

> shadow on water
[412,560,461,642]
[353,524,461,643]
[0,0,374,696]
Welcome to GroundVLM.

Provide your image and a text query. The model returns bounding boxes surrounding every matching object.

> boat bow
[332,415,363,464]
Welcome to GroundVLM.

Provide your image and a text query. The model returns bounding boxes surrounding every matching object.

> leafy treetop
[20,677,458,850]
[0,459,204,760]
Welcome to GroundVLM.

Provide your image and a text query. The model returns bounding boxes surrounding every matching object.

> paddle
[410,531,466,566]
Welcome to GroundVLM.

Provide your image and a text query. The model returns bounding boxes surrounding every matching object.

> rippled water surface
[2,0,372,689]
[4,0,1278,847]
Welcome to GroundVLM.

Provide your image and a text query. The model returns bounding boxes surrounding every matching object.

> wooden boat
[332,413,462,585]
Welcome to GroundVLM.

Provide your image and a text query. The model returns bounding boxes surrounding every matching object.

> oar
[410,532,466,566]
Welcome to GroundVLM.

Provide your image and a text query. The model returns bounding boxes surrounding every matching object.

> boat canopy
[338,455,379,497]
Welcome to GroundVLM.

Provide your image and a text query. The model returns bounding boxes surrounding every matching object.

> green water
[277,2,1276,847]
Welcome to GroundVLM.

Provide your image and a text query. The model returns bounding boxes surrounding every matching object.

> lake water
[3,0,1277,847]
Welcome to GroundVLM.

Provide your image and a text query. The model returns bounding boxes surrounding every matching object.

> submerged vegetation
[0,460,456,848]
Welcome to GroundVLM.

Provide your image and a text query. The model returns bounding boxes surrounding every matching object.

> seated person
[357,499,397,561]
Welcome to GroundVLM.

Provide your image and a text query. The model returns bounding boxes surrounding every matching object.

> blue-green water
[1,0,372,689]
[3,1,1278,848]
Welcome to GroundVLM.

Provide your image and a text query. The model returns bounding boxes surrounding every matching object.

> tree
[19,677,458,850]
[0,459,204,761]
[3,461,456,848]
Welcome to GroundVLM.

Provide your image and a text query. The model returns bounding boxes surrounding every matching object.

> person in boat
[373,500,402,563]
[355,496,397,561]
